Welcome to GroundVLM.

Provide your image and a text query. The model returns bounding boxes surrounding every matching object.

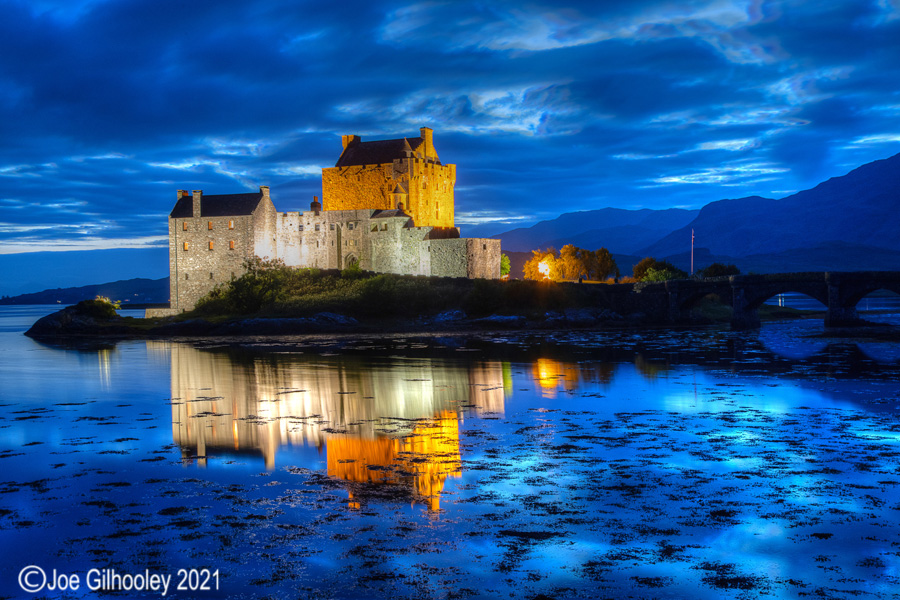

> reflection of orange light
[232,420,239,450]
[538,260,551,279]
[532,358,579,398]
[535,358,559,390]
[326,411,461,511]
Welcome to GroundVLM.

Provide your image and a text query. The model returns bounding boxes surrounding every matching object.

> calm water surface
[1,306,899,599]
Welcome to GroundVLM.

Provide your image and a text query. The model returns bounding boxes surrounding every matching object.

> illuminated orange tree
[524,245,619,282]
[523,248,559,281]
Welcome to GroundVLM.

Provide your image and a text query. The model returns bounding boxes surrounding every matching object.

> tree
[557,244,586,280]
[589,248,619,281]
[633,257,687,281]
[698,262,740,278]
[500,253,511,278]
[524,248,558,281]
[633,257,659,281]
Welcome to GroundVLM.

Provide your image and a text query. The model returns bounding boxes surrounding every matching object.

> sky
[2,0,900,260]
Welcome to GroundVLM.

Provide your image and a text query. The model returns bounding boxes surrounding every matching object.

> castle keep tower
[322,127,456,229]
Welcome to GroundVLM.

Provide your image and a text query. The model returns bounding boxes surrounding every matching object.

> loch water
[1,305,900,599]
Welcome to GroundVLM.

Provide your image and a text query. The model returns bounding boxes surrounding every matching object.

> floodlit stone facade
[322,127,455,229]
[149,128,500,316]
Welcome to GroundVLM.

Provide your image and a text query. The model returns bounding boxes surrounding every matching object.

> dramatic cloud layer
[1,0,899,252]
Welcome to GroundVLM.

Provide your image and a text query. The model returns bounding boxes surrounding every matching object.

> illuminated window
[229,240,235,250]
[208,241,214,250]
[182,222,188,231]
[229,220,234,229]
[208,221,213,230]
[183,242,189,251]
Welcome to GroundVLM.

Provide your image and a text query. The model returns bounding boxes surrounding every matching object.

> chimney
[191,190,202,218]
[420,127,433,157]
[310,195,321,215]
[259,185,270,201]
[341,134,361,150]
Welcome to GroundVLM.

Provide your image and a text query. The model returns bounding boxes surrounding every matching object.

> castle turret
[192,190,202,217]
[341,135,360,150]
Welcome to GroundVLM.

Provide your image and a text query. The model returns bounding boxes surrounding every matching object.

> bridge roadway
[597,271,900,330]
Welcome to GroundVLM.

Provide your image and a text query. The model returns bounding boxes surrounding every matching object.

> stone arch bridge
[605,272,900,330]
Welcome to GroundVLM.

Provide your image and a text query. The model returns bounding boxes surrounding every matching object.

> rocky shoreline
[25,302,631,339]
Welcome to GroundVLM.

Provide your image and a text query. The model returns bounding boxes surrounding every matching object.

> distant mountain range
[495,208,699,254]
[494,152,900,274]
[0,278,168,306]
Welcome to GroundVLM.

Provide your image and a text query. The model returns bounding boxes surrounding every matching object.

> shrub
[75,296,119,319]
[698,263,740,278]
[633,258,687,281]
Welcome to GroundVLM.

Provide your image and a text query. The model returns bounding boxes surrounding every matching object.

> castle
[151,128,500,315]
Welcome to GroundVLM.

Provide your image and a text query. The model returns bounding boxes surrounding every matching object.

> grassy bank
[185,262,600,321]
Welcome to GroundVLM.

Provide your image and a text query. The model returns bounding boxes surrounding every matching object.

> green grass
[184,261,597,321]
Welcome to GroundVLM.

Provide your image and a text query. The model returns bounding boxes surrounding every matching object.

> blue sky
[2,0,900,255]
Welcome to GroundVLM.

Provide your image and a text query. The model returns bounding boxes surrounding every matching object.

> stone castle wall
[153,205,501,315]
[322,159,455,229]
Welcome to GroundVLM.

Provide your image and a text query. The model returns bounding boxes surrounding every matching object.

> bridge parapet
[620,271,900,330]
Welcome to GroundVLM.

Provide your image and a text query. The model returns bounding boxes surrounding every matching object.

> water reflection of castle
[156,343,507,509]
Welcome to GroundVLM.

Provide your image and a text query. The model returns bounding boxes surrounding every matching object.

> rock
[25,302,128,337]
[474,314,526,327]
[563,308,598,325]
[312,312,359,325]
[432,310,465,323]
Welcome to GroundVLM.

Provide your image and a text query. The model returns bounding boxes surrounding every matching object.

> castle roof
[336,137,429,167]
[371,208,412,220]
[170,192,264,218]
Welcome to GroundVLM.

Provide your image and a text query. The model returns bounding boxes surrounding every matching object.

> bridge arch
[676,286,732,313]
[841,283,900,308]
[742,285,828,311]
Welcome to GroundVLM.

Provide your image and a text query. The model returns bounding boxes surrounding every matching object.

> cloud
[1,0,900,258]
[695,138,760,151]
[765,67,854,106]
[650,160,789,186]
[336,84,588,136]
[0,235,167,255]
[380,0,783,64]
[844,133,900,146]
